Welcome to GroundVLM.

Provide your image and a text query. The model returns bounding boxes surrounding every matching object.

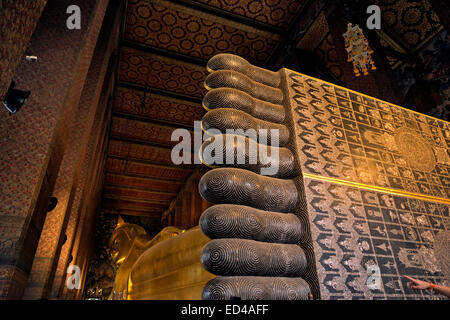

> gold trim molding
[303,173,450,205]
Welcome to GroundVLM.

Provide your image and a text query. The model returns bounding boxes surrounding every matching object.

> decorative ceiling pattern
[119,47,208,97]
[110,117,183,146]
[193,0,306,28]
[124,0,281,65]
[295,1,443,75]
[378,36,400,67]
[376,0,442,49]
[296,11,329,51]
[315,33,344,82]
[372,0,444,73]
[114,87,205,126]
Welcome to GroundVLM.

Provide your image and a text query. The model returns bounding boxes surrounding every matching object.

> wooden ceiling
[103,0,444,227]
[296,0,443,81]
[102,0,308,224]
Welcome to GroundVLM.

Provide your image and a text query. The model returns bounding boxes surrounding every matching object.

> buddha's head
[108,216,147,265]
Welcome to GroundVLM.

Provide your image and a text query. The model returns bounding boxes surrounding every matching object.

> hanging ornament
[343,23,376,77]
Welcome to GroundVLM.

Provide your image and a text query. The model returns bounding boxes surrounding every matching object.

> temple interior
[0,0,449,300]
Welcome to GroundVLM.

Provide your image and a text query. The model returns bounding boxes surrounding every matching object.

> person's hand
[402,275,432,290]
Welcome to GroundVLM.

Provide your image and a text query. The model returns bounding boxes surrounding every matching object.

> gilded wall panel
[284,69,450,300]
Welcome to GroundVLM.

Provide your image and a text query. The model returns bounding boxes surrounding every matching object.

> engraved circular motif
[162,12,177,26]
[186,21,200,33]
[194,33,208,45]
[248,1,262,14]
[147,19,162,32]
[136,3,151,19]
[156,32,171,44]
[394,128,436,172]
[401,5,424,26]
[378,0,441,48]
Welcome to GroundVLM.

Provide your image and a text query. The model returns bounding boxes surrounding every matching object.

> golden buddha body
[108,217,214,300]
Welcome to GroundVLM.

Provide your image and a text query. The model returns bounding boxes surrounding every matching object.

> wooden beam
[104,172,183,187]
[116,81,202,104]
[160,166,209,221]
[103,169,191,183]
[181,185,192,228]
[265,0,327,70]
[107,153,193,169]
[175,0,284,35]
[112,111,195,130]
[101,198,167,211]
[427,0,449,36]
[102,208,161,218]
[103,185,177,196]
[108,134,175,150]
[189,178,201,228]
[114,84,203,112]
[108,137,173,151]
[102,184,178,198]
[111,114,194,132]
[106,156,192,172]
[121,39,207,66]
[102,193,172,204]
[104,173,183,191]
[375,23,411,54]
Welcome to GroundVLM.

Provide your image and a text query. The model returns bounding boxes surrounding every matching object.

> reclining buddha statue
[108,217,214,299]
[107,53,314,300]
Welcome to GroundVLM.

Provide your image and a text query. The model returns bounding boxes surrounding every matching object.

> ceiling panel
[108,139,174,164]
[376,0,442,49]
[102,198,167,212]
[125,0,281,65]
[110,116,186,147]
[118,47,208,97]
[104,173,183,193]
[193,0,306,28]
[114,86,205,126]
[105,158,192,181]
[103,186,175,202]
